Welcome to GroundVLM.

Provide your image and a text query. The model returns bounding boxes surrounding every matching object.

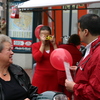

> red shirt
[58,43,82,65]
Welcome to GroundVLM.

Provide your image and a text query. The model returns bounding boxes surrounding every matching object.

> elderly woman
[0,34,38,100]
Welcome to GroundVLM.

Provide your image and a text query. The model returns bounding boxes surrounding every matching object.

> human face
[0,42,14,65]
[78,23,87,43]
[39,30,51,43]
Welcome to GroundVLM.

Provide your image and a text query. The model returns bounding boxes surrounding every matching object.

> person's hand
[65,79,76,92]
[24,98,30,100]
[50,35,56,45]
[50,35,57,49]
[70,66,78,71]
[40,34,46,45]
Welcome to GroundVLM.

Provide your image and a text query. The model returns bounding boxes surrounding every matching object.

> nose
[11,50,14,55]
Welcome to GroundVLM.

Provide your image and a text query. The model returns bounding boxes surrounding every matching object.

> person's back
[58,34,82,66]
[59,43,82,65]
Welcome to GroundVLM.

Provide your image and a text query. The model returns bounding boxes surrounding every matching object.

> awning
[18,0,100,8]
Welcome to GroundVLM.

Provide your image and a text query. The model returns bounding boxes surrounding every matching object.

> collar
[83,38,98,59]
[91,36,100,51]
[85,38,98,50]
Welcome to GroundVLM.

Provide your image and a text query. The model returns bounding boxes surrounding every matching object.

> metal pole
[69,5,72,36]
[6,0,8,35]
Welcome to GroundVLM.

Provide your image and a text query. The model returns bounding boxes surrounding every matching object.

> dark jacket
[0,64,38,100]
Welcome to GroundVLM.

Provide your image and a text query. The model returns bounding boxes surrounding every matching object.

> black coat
[0,64,38,100]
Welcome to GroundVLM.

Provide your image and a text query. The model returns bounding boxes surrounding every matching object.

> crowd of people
[0,13,100,100]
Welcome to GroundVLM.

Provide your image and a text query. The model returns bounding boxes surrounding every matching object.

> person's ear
[84,29,89,36]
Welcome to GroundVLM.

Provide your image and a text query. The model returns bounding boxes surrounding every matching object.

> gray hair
[0,34,12,52]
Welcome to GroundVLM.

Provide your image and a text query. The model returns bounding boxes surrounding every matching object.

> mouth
[9,56,13,60]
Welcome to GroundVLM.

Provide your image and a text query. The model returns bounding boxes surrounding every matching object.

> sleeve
[32,43,43,62]
[20,67,38,100]
[73,59,100,100]
[28,85,38,100]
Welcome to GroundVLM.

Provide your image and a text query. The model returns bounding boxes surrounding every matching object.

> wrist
[53,44,57,49]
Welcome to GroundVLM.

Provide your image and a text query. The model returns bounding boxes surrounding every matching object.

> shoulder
[32,41,41,48]
[93,46,100,56]
[9,63,21,68]
[9,64,25,75]
[58,44,72,49]
[9,63,22,70]
[58,44,67,47]
[32,41,41,45]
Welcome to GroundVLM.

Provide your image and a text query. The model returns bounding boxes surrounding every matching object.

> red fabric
[58,43,82,65]
[73,36,100,100]
[32,41,59,94]
[57,43,82,99]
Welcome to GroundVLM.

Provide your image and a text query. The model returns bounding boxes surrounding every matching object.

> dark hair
[40,26,51,34]
[68,34,81,46]
[78,14,100,36]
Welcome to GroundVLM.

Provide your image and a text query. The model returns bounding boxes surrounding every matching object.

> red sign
[10,6,19,18]
[12,39,32,52]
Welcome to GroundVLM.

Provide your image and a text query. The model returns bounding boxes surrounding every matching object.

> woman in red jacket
[32,26,58,94]
[58,34,82,99]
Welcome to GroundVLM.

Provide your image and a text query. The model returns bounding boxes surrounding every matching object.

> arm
[20,66,38,100]
[74,65,100,99]
[65,59,100,99]
[10,64,38,100]
[28,85,38,100]
[32,43,44,62]
[32,33,48,62]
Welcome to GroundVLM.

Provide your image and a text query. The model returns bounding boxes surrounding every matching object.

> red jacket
[58,43,82,65]
[74,36,100,100]
[57,43,82,99]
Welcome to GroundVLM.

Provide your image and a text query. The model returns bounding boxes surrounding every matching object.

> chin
[45,40,50,43]
[9,61,13,64]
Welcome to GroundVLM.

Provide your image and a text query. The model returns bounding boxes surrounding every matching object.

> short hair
[40,26,51,34]
[68,34,81,46]
[78,14,100,36]
[0,34,12,52]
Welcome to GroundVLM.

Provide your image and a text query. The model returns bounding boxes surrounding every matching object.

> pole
[69,5,72,36]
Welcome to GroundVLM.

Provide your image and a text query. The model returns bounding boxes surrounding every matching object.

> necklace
[3,73,7,76]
